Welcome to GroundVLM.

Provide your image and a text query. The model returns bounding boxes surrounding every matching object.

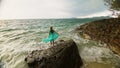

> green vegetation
[104,0,120,17]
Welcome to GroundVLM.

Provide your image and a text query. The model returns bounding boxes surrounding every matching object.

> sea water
[0,18,120,68]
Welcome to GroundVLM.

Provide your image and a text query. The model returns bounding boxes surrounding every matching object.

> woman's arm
[54,30,59,35]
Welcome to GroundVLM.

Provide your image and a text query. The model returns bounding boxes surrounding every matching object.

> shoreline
[76,18,120,56]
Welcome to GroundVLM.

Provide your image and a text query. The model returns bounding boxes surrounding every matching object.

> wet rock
[83,34,91,39]
[0,60,3,68]
[25,39,83,68]
[76,18,120,56]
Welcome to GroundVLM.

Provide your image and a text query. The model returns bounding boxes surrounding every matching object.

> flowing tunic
[42,31,59,43]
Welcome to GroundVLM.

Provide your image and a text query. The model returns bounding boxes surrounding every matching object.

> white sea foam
[0,18,119,68]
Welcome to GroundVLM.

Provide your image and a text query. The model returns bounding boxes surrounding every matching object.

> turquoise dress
[42,31,59,43]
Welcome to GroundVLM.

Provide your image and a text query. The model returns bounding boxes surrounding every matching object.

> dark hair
[50,30,54,33]
[50,26,54,33]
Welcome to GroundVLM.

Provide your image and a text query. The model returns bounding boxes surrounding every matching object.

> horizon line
[0,15,112,20]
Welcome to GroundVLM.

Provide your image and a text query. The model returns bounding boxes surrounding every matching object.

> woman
[42,26,59,46]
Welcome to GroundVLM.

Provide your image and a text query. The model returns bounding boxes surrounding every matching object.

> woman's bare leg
[53,40,54,46]
[50,42,52,46]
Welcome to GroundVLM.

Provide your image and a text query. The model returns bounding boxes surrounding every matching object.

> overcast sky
[0,0,112,19]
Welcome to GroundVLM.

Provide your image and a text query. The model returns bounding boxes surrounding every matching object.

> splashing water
[0,18,119,68]
[72,30,120,68]
[0,19,90,68]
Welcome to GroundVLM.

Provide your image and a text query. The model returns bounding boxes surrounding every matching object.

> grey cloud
[0,0,110,19]
[66,0,108,17]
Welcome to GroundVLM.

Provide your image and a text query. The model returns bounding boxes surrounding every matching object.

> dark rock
[0,60,3,68]
[25,39,83,68]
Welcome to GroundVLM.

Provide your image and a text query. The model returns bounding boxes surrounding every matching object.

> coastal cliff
[25,40,83,68]
[76,18,120,56]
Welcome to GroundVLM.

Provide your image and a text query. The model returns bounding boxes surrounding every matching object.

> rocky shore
[76,18,120,56]
[25,40,83,68]
[24,18,120,68]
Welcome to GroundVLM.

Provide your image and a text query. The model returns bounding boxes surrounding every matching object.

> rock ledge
[25,39,83,68]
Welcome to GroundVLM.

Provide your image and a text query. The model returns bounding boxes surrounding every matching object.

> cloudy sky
[0,0,112,19]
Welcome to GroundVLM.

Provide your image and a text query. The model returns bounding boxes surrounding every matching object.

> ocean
[0,17,120,68]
